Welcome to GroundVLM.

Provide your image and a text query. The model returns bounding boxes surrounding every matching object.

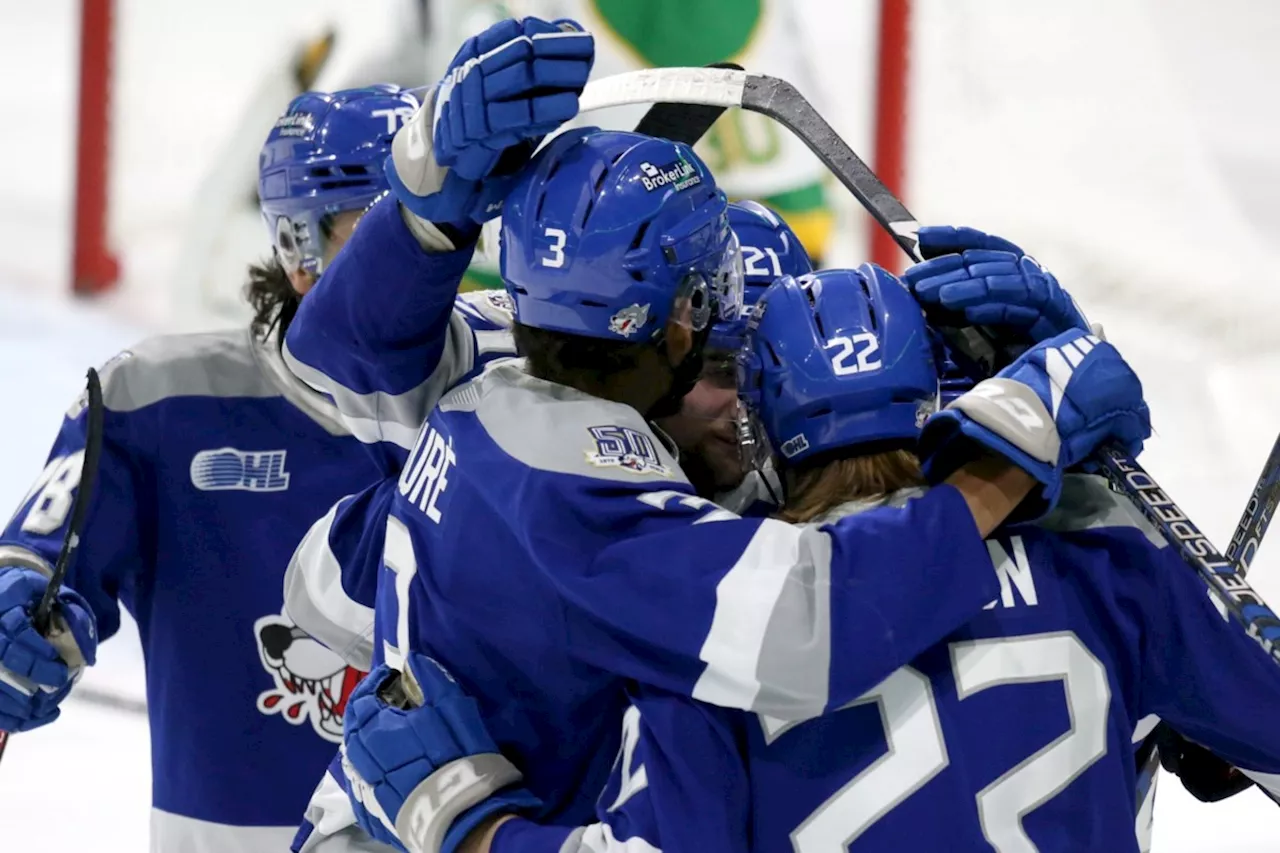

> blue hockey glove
[387,17,594,231]
[919,328,1150,518]
[0,567,97,733]
[903,226,1091,369]
[341,653,540,853]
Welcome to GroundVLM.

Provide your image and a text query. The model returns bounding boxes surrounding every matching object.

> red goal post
[73,0,120,295]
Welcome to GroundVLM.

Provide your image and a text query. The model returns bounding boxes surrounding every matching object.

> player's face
[288,209,366,297]
[655,353,745,495]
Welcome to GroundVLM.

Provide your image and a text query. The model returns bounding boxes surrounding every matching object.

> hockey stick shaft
[1095,447,1280,664]
[34,368,105,632]
[0,368,106,762]
[1135,433,1280,806]
[1226,432,1280,570]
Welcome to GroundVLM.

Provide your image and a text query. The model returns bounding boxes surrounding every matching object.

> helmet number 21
[541,228,567,268]
[825,333,881,376]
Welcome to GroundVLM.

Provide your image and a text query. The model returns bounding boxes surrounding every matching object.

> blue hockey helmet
[258,84,419,276]
[500,128,744,343]
[709,200,815,352]
[738,265,940,465]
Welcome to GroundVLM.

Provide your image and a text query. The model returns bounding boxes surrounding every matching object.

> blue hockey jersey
[0,326,387,853]
[280,197,1025,841]
[487,477,1280,853]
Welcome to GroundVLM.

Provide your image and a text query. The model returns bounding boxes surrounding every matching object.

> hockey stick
[579,67,922,257]
[1227,432,1280,570]
[577,66,1280,669]
[1096,447,1280,664]
[35,368,105,632]
[1134,432,1280,803]
[0,368,106,761]
[631,63,743,145]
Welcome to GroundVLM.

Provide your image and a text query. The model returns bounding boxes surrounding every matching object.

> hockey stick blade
[578,66,747,115]
[632,63,743,145]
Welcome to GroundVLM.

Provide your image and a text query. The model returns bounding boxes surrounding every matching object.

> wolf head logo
[253,612,363,743]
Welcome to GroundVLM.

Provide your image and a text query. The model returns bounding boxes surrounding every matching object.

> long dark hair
[244,255,300,345]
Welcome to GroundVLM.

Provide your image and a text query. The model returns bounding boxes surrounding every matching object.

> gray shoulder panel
[1037,474,1167,548]
[99,329,278,413]
[442,360,689,486]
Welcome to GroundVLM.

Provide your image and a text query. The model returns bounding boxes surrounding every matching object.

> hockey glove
[387,17,594,233]
[903,226,1092,371]
[342,653,540,853]
[0,566,97,732]
[1153,723,1256,803]
[919,328,1150,518]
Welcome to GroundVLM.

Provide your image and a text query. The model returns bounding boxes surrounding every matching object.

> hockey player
[338,267,1280,853]
[280,17,1150,851]
[662,198,812,505]
[0,85,422,852]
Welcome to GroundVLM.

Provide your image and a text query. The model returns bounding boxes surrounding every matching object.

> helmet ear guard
[270,213,307,275]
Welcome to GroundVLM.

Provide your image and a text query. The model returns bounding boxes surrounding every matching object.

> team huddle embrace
[3,15,1279,853]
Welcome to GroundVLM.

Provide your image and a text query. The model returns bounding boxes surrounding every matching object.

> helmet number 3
[826,333,881,376]
[541,227,567,268]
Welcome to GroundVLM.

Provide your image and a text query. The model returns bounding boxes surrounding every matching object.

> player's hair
[244,256,299,344]
[513,322,654,386]
[777,446,925,524]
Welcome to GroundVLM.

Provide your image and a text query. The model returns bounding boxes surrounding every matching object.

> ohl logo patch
[253,612,364,743]
[191,448,290,492]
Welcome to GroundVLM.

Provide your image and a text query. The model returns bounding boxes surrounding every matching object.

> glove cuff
[949,378,1060,466]
[920,411,1061,521]
[386,156,498,238]
[441,789,541,853]
[394,753,528,853]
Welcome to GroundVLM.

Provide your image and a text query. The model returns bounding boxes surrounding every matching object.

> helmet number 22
[541,228,567,268]
[825,333,881,376]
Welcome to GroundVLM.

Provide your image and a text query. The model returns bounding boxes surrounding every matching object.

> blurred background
[1,0,1279,848]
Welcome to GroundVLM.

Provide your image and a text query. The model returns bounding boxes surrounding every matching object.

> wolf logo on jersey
[253,612,363,743]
